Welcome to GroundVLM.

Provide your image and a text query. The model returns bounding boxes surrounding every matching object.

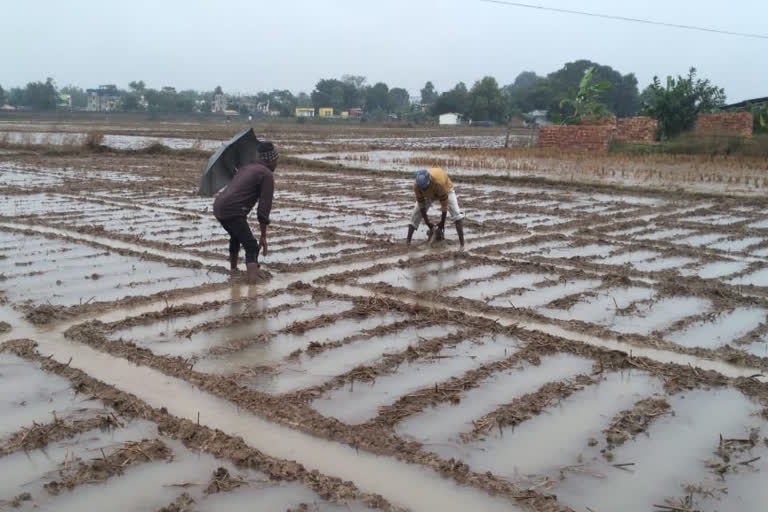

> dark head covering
[257,141,279,162]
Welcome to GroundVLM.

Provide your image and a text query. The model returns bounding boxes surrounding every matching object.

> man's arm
[259,222,268,256]
[256,172,274,257]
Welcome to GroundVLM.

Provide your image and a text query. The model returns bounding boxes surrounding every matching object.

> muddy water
[554,388,763,512]
[593,250,658,266]
[397,353,594,446]
[109,292,303,344]
[145,299,353,358]
[313,336,519,424]
[500,240,569,255]
[0,420,157,500]
[31,336,521,511]
[542,244,617,259]
[612,296,711,335]
[729,267,768,287]
[632,256,698,272]
[491,279,602,309]
[666,307,767,349]
[0,353,103,438]
[198,312,411,378]
[448,272,556,301]
[636,228,695,241]
[680,260,749,279]
[539,287,656,325]
[238,324,458,394]
[711,237,764,252]
[460,372,662,479]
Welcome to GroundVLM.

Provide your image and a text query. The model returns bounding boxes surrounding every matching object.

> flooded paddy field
[2,121,768,511]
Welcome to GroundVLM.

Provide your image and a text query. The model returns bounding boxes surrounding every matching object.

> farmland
[1,118,768,512]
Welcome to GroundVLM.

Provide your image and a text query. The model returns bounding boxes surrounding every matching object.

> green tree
[388,87,410,113]
[22,77,58,110]
[558,66,612,124]
[296,92,312,108]
[433,82,469,118]
[269,89,296,116]
[468,76,507,123]
[8,88,24,106]
[214,85,223,95]
[312,78,346,110]
[641,67,726,139]
[420,81,438,105]
[365,82,390,112]
[545,60,639,119]
[0,85,5,105]
[60,85,87,109]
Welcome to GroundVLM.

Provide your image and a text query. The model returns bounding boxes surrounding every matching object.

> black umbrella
[198,128,260,196]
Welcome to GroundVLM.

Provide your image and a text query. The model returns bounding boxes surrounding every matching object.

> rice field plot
[0,346,381,512]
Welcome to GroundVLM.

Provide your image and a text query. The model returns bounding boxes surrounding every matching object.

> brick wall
[538,125,616,152]
[696,112,753,137]
[616,116,658,143]
[581,115,617,126]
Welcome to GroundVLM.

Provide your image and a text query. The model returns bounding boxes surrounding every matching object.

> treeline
[3,60,763,138]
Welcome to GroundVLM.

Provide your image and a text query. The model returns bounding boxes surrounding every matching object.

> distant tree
[60,85,87,109]
[0,85,6,105]
[269,89,296,116]
[546,60,639,119]
[129,81,146,94]
[312,78,346,110]
[296,92,312,108]
[22,77,58,110]
[433,82,469,118]
[365,82,390,112]
[558,66,612,124]
[510,71,540,91]
[468,76,507,123]
[8,87,24,106]
[214,85,223,95]
[176,90,198,113]
[388,87,410,113]
[341,74,366,90]
[420,81,438,105]
[641,67,726,139]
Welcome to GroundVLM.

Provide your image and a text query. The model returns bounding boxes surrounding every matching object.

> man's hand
[260,236,268,256]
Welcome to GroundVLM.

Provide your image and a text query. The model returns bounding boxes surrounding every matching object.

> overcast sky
[4,0,766,102]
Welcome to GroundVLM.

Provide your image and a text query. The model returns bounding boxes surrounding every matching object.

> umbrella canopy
[198,128,260,196]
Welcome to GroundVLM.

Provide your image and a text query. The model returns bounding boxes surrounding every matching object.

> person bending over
[213,142,278,284]
[406,168,465,247]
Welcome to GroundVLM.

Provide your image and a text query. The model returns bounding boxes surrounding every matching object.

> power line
[480,0,768,40]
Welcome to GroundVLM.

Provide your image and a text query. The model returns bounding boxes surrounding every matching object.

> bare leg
[455,219,465,247]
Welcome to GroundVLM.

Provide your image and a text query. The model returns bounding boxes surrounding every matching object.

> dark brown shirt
[213,162,274,224]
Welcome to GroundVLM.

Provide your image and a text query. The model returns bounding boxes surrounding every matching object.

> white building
[86,85,120,112]
[439,112,462,125]
[213,94,226,113]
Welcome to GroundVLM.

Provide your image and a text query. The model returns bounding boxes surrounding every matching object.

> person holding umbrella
[406,168,465,247]
[213,141,278,284]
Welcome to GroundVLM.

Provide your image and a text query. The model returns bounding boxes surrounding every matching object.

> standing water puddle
[448,272,557,301]
[397,353,593,447]
[611,297,711,335]
[312,336,519,424]
[491,280,602,309]
[460,372,661,478]
[539,287,656,325]
[246,324,457,393]
[665,307,766,349]
[360,263,505,292]
[554,388,763,512]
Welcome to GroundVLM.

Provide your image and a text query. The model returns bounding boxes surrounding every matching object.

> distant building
[340,111,349,119]
[439,113,462,125]
[526,110,551,126]
[348,108,363,119]
[295,107,315,117]
[57,94,72,109]
[318,107,333,118]
[0,104,16,111]
[213,93,226,113]
[86,85,120,112]
[256,101,280,117]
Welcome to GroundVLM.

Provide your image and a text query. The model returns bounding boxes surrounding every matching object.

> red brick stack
[695,112,753,137]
